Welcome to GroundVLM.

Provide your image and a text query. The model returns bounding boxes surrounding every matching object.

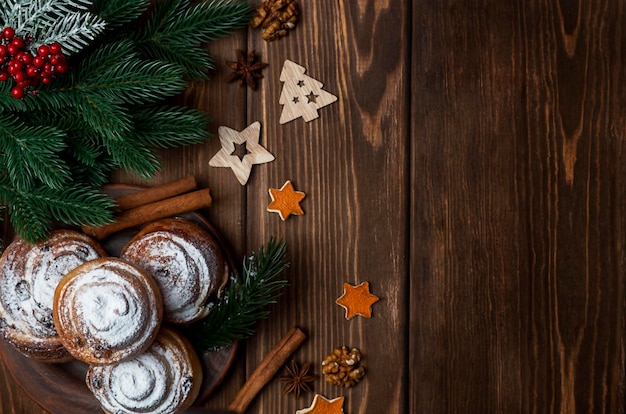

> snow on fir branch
[0,0,106,54]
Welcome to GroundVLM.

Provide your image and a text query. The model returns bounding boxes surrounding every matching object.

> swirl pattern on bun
[53,258,162,365]
[86,326,203,414]
[121,218,228,324]
[0,230,107,362]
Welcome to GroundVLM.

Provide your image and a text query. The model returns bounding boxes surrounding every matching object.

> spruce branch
[0,175,116,243]
[136,0,252,79]
[131,106,210,149]
[187,238,290,353]
[0,0,251,242]
[0,113,70,190]
[91,0,150,28]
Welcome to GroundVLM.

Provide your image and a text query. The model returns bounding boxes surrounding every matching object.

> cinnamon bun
[53,257,163,365]
[86,325,203,414]
[120,218,228,324]
[0,230,107,362]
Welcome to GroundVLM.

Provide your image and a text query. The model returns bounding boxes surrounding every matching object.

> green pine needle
[0,0,251,243]
[187,238,290,353]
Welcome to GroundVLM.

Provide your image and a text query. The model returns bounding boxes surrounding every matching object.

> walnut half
[251,0,299,41]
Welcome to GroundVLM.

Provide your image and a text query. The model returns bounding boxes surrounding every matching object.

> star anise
[278,360,316,398]
[224,49,269,90]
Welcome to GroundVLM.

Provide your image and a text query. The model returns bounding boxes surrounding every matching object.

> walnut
[251,0,299,41]
[321,346,365,388]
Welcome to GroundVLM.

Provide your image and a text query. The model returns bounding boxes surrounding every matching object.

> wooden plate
[0,184,238,414]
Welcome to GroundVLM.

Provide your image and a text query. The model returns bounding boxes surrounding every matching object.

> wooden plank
[243,0,410,413]
[411,0,625,412]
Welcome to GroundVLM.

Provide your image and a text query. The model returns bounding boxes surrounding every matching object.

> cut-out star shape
[209,121,274,185]
[336,281,380,319]
[267,180,306,220]
[296,395,344,414]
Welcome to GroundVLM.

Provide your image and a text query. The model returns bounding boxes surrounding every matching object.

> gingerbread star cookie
[208,121,274,185]
[296,395,345,414]
[336,281,380,319]
[267,180,306,220]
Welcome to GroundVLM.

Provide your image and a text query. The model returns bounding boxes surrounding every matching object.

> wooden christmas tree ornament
[296,394,345,414]
[279,60,338,124]
[267,180,306,220]
[209,121,275,185]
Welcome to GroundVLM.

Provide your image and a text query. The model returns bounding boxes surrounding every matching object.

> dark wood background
[1,0,625,413]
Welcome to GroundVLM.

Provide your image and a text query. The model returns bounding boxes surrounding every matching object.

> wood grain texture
[4,0,625,413]
[243,0,409,412]
[411,0,625,413]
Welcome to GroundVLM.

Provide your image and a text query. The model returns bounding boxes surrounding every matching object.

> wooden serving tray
[0,184,238,414]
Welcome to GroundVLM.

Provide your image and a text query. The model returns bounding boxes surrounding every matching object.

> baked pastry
[86,325,203,414]
[53,257,163,365]
[0,230,107,362]
[121,217,228,324]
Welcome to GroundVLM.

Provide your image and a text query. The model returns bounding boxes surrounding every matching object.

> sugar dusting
[122,231,220,323]
[0,233,103,343]
[58,261,160,361]
[88,334,195,413]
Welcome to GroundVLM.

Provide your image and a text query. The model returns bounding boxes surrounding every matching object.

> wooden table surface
[1,1,625,413]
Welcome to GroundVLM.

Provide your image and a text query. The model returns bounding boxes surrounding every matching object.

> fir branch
[131,106,210,149]
[136,0,252,79]
[91,0,150,28]
[187,238,290,353]
[0,113,70,190]
[0,174,115,243]
[76,58,187,104]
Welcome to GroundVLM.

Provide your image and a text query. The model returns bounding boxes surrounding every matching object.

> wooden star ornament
[267,180,306,220]
[336,281,380,319]
[296,395,345,414]
[209,121,274,185]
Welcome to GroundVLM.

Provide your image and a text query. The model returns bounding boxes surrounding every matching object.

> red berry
[11,86,24,99]
[20,53,33,65]
[41,76,52,85]
[0,72,8,82]
[37,45,49,57]
[49,42,62,54]
[8,62,22,75]
[33,56,45,67]
[13,71,26,82]
[0,45,7,57]
[3,27,14,40]
[26,65,38,77]
[11,38,24,50]
[7,44,18,55]
[17,79,30,88]
[55,62,67,73]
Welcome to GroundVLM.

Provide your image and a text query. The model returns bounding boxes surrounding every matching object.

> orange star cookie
[296,395,345,414]
[267,180,306,220]
[336,281,380,319]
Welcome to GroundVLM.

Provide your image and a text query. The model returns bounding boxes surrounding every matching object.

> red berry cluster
[0,27,67,99]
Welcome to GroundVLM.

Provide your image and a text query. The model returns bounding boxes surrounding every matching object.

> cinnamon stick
[82,188,212,239]
[114,175,197,210]
[228,327,307,414]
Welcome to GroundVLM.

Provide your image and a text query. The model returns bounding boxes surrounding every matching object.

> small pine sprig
[187,238,290,353]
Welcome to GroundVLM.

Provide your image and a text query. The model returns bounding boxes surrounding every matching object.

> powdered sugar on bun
[87,326,202,414]
[53,258,162,365]
[0,230,106,362]
[121,218,228,324]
